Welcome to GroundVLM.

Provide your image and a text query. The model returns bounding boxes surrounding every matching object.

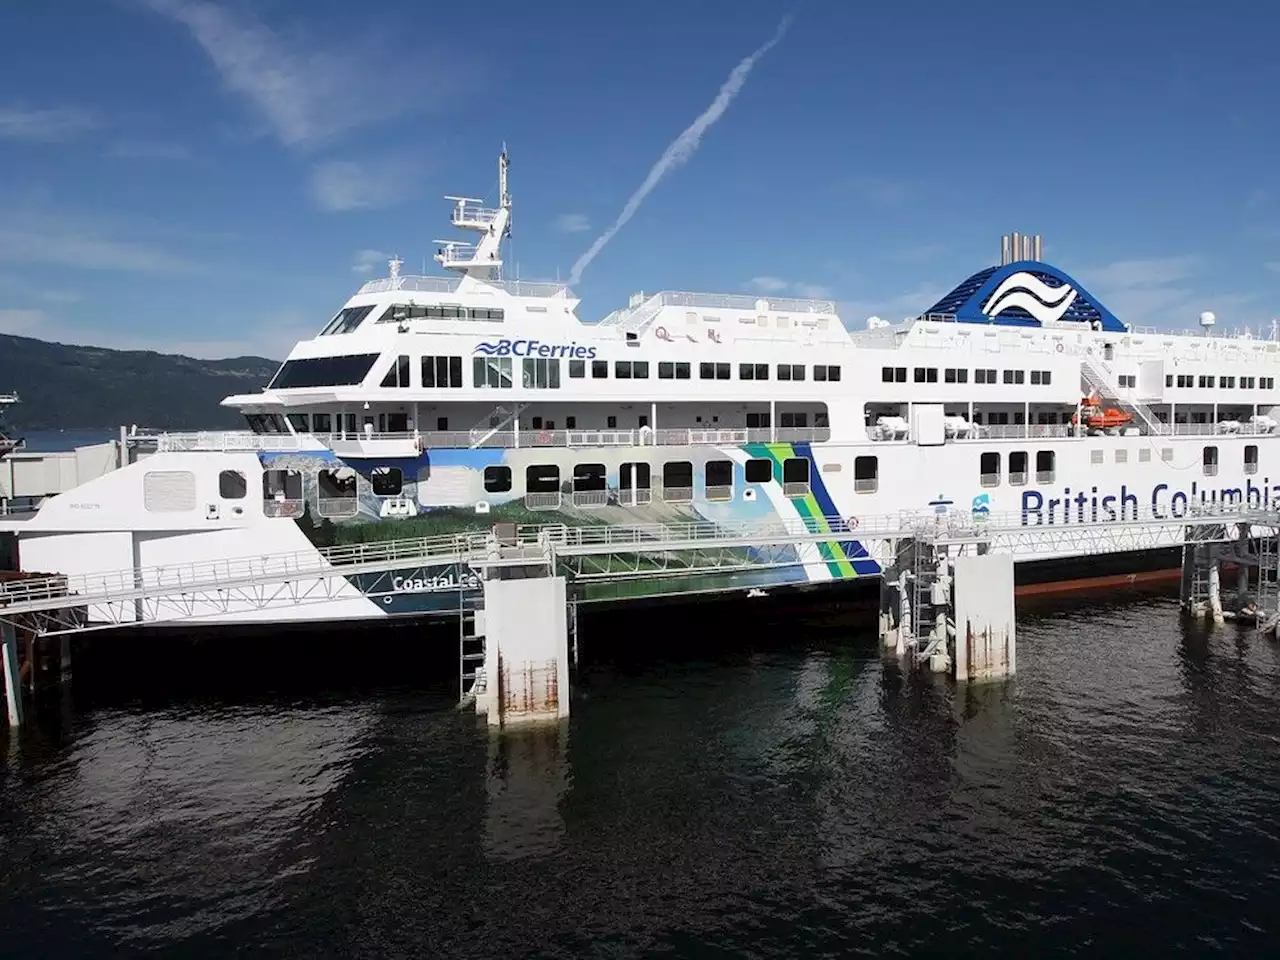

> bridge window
[592,360,608,378]
[633,361,649,379]
[484,465,512,493]
[312,413,332,434]
[1203,446,1218,477]
[285,413,310,434]
[913,367,937,384]
[1221,375,1236,388]
[218,470,247,499]
[1008,451,1028,486]
[944,368,969,384]
[854,456,877,493]
[1198,375,1215,388]
[1263,377,1276,390]
[658,361,692,379]
[525,465,561,510]
[782,457,810,497]
[700,362,731,380]
[1002,369,1025,385]
[979,452,1000,487]
[569,359,585,378]
[777,364,805,381]
[320,304,375,336]
[1034,450,1055,483]
[1246,444,1259,475]
[469,307,504,321]
[1030,370,1052,385]
[474,356,513,388]
[745,458,772,484]
[422,355,463,388]
[662,462,693,502]
[270,353,381,389]
[370,467,402,497]
[1166,375,1174,387]
[705,459,733,501]
[380,354,412,388]
[739,363,769,380]
[813,365,841,382]
[522,357,560,389]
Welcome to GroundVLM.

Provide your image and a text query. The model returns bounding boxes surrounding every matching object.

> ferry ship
[4,151,1280,622]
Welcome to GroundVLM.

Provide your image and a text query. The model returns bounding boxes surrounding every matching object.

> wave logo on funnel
[982,271,1078,324]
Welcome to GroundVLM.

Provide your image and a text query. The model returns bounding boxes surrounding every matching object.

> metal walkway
[1,504,1276,634]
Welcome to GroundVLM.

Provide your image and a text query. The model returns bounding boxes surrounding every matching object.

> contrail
[568,16,793,286]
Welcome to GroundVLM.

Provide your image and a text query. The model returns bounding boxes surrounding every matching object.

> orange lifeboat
[1070,393,1133,431]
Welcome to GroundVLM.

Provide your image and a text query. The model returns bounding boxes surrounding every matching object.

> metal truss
[3,503,1279,637]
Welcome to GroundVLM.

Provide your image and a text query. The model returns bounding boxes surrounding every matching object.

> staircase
[468,403,527,448]
[1080,356,1167,436]
[611,293,665,340]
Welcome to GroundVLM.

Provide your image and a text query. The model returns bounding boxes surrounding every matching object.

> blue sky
[1,0,1279,359]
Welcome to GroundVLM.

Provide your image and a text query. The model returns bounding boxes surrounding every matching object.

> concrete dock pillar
[60,635,72,683]
[482,574,570,727]
[1209,562,1225,624]
[952,553,1015,682]
[2,620,22,727]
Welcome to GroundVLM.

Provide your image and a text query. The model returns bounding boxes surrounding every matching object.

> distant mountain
[0,334,279,431]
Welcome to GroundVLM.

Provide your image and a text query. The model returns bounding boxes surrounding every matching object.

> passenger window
[218,470,247,499]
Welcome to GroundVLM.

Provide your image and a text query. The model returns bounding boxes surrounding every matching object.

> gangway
[3,504,1279,634]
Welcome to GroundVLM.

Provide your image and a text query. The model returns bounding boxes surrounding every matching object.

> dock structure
[6,505,1280,728]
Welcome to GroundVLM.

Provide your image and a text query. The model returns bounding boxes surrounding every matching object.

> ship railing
[408,427,832,450]
[656,291,837,314]
[863,424,1072,442]
[157,431,306,453]
[452,205,501,226]
[6,503,1280,611]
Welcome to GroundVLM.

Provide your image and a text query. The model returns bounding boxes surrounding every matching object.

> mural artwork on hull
[258,442,882,614]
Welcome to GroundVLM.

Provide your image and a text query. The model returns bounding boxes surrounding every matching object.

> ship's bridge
[920,233,1126,334]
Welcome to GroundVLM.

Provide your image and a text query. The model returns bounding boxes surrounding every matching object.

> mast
[434,147,512,282]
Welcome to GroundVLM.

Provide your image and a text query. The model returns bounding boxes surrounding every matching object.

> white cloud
[553,213,591,234]
[310,158,421,212]
[351,248,389,275]
[0,215,199,274]
[139,0,445,150]
[748,275,789,293]
[0,105,99,142]
[747,276,833,299]
[0,308,48,336]
[0,304,308,360]
[569,16,792,285]
[106,140,192,161]
[793,282,833,299]
[1265,262,1280,275]
[843,176,914,208]
[1081,255,1201,290]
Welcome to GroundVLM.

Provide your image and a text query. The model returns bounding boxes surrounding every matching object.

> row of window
[882,367,1053,386]
[383,355,845,390]
[320,303,505,336]
[1169,374,1275,390]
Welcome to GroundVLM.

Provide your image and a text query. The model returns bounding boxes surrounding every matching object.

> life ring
[1055,342,1064,354]
[845,515,859,531]
[538,430,552,445]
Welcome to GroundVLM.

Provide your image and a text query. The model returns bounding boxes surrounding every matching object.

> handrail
[3,502,1276,613]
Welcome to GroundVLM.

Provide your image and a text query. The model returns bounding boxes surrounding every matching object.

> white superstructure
[7,152,1280,623]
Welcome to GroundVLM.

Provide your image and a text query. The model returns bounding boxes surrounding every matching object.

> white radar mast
[433,147,512,282]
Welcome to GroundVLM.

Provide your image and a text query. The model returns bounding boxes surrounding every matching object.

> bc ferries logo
[981,271,1079,324]
[474,338,597,359]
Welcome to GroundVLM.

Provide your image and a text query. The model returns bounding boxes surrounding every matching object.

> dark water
[4,588,1280,957]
